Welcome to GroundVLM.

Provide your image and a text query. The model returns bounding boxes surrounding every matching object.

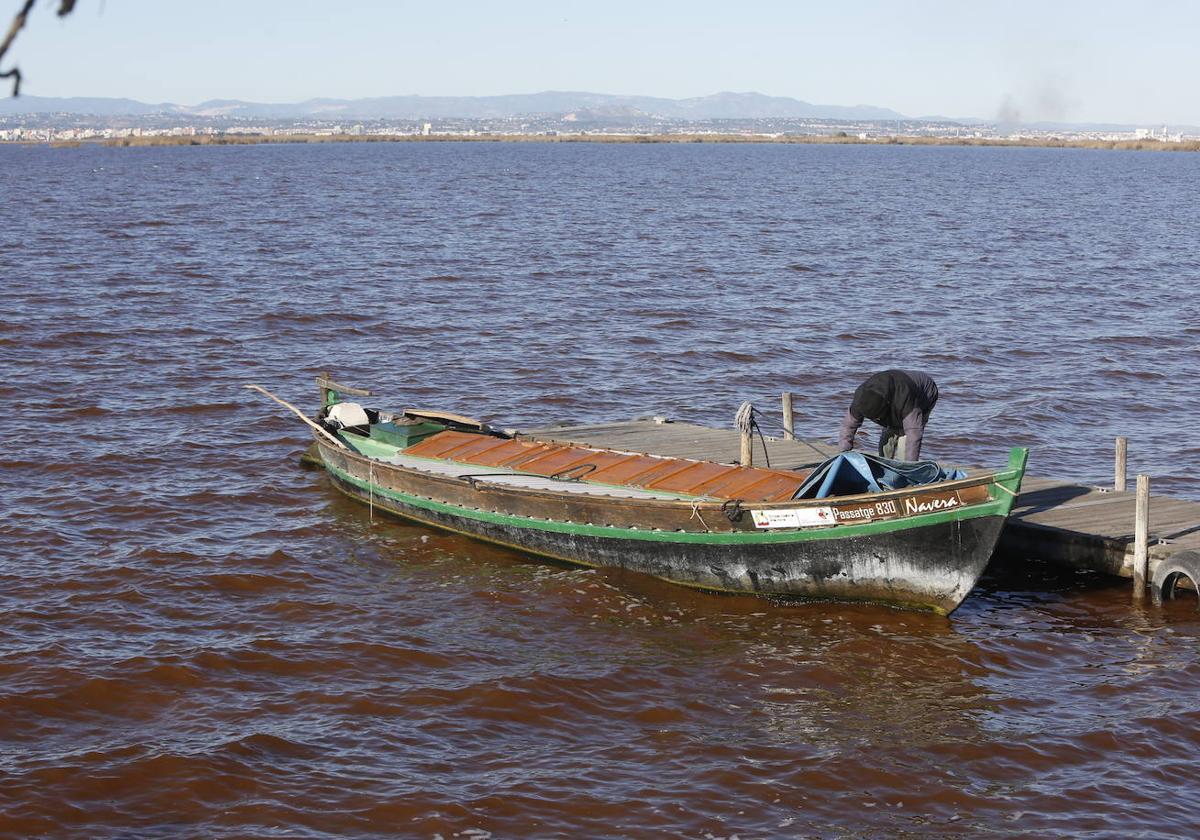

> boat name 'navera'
[903,493,961,515]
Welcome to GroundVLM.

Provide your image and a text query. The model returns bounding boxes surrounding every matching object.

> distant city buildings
[1134,126,1185,142]
[0,113,1195,145]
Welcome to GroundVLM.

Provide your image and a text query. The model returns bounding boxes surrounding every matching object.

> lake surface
[2,140,1198,837]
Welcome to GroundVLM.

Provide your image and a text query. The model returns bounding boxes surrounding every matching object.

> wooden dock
[520,418,1200,590]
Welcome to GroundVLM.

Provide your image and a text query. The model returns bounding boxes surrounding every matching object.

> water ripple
[2,141,1198,838]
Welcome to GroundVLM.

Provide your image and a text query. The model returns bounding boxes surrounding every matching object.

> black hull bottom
[327,473,1004,613]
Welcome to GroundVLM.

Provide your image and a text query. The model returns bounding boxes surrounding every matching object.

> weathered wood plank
[1015,498,1198,533]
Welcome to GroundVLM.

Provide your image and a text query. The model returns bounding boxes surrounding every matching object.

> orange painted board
[701,468,804,501]
[496,442,562,468]
[432,435,516,463]
[623,459,705,490]
[586,454,679,486]
[403,430,483,459]
[741,475,807,502]
[514,447,605,476]
[645,461,741,494]
[551,450,645,479]
[467,439,543,467]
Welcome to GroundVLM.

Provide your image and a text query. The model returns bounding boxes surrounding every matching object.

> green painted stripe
[324,460,1011,545]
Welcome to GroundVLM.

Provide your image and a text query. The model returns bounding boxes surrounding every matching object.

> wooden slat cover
[499,443,565,469]
[527,449,641,478]
[728,472,808,500]
[623,459,710,490]
[433,435,514,463]
[699,468,798,501]
[585,454,679,486]
[404,430,489,459]
[452,438,534,467]
[644,461,741,494]
[511,447,603,476]
[401,430,807,501]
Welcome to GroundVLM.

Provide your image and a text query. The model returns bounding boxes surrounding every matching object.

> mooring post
[782,391,795,440]
[740,425,753,467]
[1133,474,1150,600]
[735,401,755,467]
[1115,436,1127,492]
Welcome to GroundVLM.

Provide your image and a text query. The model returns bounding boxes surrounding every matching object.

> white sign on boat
[751,507,836,529]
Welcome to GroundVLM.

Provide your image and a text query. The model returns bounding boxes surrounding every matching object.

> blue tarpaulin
[792,452,967,499]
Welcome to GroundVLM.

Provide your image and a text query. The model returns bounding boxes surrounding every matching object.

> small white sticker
[751,507,836,529]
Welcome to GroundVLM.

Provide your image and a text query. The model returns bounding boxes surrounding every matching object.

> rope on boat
[993,482,1018,497]
[458,469,603,489]
[689,500,711,531]
[458,472,534,489]
[549,463,598,481]
[369,461,375,523]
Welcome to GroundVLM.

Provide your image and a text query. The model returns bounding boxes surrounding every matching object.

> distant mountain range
[4,92,1187,131]
[0,90,911,121]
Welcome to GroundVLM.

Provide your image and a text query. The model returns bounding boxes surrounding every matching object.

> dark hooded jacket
[838,370,939,460]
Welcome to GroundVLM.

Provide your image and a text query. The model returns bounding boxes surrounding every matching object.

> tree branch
[1,0,77,97]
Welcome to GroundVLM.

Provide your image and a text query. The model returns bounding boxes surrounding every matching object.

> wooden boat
[253,376,1029,614]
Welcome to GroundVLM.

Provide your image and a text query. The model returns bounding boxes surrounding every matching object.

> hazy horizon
[6,0,1198,125]
[6,90,1197,131]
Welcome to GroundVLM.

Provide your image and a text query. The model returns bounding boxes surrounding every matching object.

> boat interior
[323,404,813,502]
[322,404,972,504]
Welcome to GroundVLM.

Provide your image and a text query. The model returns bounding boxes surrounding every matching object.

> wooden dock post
[735,401,754,466]
[782,392,795,440]
[1115,437,1127,492]
[740,426,753,467]
[1133,474,1150,600]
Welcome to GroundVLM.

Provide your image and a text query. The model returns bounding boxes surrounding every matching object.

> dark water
[2,141,1199,838]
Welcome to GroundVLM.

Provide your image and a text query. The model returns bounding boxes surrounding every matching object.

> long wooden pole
[1133,473,1150,600]
[782,392,795,440]
[245,384,348,450]
[1115,436,1127,492]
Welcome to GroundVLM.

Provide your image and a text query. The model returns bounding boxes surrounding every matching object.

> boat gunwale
[314,432,1025,543]
[318,449,1011,545]
[321,428,1022,512]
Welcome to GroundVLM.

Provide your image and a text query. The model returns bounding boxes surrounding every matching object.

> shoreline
[25,132,1200,152]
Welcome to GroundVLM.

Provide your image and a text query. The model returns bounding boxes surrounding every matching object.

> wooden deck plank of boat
[522,419,1200,580]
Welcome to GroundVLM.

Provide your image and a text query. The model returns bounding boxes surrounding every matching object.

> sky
[7,0,1199,125]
